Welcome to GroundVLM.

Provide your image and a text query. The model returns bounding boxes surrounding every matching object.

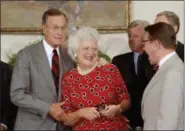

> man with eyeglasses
[141,22,183,130]
[10,8,74,131]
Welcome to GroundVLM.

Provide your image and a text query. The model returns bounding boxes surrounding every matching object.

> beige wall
[1,1,184,62]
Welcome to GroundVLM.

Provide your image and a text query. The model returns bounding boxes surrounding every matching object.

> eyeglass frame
[142,39,155,43]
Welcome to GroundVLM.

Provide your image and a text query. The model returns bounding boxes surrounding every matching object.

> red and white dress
[61,64,129,131]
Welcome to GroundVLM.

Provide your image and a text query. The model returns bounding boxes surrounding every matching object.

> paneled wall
[1,1,184,62]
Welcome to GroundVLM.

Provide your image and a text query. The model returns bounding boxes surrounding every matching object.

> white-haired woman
[60,27,130,131]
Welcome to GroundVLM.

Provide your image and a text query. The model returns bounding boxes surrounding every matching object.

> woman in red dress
[60,27,130,131]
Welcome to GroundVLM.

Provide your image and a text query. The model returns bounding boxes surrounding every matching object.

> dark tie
[137,54,142,75]
[152,64,159,72]
[52,49,60,94]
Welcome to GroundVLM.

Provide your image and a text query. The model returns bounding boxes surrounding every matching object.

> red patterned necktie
[52,49,60,94]
[152,64,159,72]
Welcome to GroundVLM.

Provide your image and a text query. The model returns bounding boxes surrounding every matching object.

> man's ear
[41,24,46,34]
[173,25,178,34]
[154,40,161,49]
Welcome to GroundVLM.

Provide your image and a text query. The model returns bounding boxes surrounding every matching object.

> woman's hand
[100,104,122,118]
[77,107,100,121]
[63,112,79,126]
[97,57,108,67]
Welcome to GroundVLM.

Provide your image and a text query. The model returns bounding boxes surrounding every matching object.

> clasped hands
[49,102,68,122]
[49,102,78,126]
[77,104,122,121]
[48,102,129,127]
[78,104,130,128]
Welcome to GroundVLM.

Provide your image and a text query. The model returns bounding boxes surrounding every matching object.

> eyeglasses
[45,25,67,32]
[142,40,154,43]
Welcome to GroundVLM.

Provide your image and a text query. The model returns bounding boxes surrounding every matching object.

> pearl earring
[74,54,77,58]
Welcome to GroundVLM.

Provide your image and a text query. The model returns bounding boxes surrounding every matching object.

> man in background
[112,20,150,130]
[142,22,183,130]
[155,11,184,62]
[0,61,17,130]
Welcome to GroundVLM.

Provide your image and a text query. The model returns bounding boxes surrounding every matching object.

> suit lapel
[142,54,179,108]
[59,47,68,75]
[131,53,137,75]
[58,46,74,101]
[35,42,57,99]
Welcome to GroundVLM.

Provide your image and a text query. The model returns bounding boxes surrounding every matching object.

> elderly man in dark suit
[10,9,74,130]
[0,61,17,130]
[112,20,150,130]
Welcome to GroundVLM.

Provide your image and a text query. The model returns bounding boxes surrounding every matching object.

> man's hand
[49,102,67,121]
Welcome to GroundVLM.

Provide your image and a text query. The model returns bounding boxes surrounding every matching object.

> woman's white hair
[67,27,100,62]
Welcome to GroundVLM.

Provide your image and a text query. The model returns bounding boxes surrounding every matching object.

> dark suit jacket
[112,52,149,128]
[0,61,17,130]
[176,41,184,62]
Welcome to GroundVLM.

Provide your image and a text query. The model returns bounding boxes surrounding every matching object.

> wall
[1,1,184,62]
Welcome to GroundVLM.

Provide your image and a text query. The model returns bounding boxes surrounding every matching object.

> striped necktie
[52,49,60,94]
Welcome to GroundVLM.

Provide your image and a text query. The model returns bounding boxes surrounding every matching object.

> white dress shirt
[134,52,140,74]
[43,40,60,68]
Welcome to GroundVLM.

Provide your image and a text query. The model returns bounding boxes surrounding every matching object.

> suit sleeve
[111,57,118,66]
[6,64,17,130]
[10,50,50,119]
[157,69,183,130]
[0,64,11,127]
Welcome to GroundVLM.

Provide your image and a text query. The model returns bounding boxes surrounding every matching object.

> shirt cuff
[0,123,7,130]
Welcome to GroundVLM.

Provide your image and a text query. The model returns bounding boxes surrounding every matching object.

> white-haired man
[112,20,151,130]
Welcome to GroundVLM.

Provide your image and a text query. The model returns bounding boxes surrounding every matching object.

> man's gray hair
[128,20,150,30]
[156,11,180,33]
[67,27,100,62]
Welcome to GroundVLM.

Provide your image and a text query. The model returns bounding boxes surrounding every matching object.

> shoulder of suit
[0,61,11,72]
[0,61,10,68]
[177,41,184,48]
[166,62,183,77]
[112,52,133,60]
[174,55,184,68]
[17,41,42,54]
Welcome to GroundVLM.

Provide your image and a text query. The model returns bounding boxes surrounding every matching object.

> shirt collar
[134,52,140,56]
[159,51,176,68]
[43,39,60,57]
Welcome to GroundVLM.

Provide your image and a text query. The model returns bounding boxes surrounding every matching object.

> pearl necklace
[77,63,97,75]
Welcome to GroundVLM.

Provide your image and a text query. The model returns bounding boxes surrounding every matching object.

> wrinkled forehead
[155,15,171,25]
[78,39,98,48]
